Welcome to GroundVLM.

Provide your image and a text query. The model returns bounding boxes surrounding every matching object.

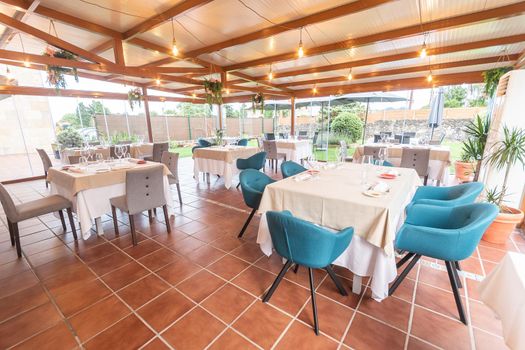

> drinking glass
[95,153,104,163]
[125,153,131,162]
[79,156,88,169]
[361,155,373,165]
[378,148,387,167]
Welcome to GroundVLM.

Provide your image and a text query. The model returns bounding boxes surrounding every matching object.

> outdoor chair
[281,161,306,178]
[265,133,275,141]
[298,131,308,139]
[237,138,248,146]
[264,210,354,335]
[339,141,353,162]
[68,155,81,164]
[161,151,183,205]
[400,148,430,185]
[373,135,382,143]
[236,152,267,188]
[429,132,446,145]
[390,203,499,324]
[144,142,169,162]
[0,183,77,257]
[363,146,384,161]
[36,148,52,188]
[110,165,170,246]
[238,169,275,238]
[263,140,286,173]
[198,138,213,147]
[405,182,484,213]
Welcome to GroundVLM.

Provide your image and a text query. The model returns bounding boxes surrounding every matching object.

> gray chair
[400,148,430,185]
[0,184,77,257]
[161,151,182,206]
[429,132,446,145]
[36,149,52,188]
[339,141,353,162]
[144,142,169,162]
[298,131,308,140]
[265,133,275,141]
[109,145,118,159]
[68,155,81,164]
[263,140,286,173]
[110,165,170,245]
[363,146,385,161]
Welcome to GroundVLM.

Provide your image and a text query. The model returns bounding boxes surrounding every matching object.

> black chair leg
[162,205,171,233]
[308,267,320,335]
[238,208,256,238]
[66,208,78,240]
[12,222,21,258]
[58,210,67,231]
[389,254,421,296]
[423,175,428,185]
[236,182,241,189]
[263,260,293,302]
[129,214,137,246]
[111,205,119,235]
[396,252,415,268]
[7,220,15,246]
[325,265,347,296]
[455,261,461,271]
[293,264,299,273]
[452,261,463,289]
[445,261,467,324]
[148,210,153,223]
[176,183,183,205]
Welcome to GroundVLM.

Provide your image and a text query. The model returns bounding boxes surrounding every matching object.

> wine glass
[378,148,387,167]
[79,156,88,169]
[95,153,104,163]
[361,155,373,165]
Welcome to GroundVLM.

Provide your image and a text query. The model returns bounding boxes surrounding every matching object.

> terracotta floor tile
[162,307,225,349]
[25,245,74,267]
[22,237,64,256]
[411,306,470,350]
[469,299,503,335]
[187,244,225,267]
[156,259,201,286]
[275,321,339,349]
[177,220,208,235]
[68,295,130,342]
[266,278,311,316]
[473,328,509,350]
[170,235,206,255]
[87,251,133,276]
[54,278,112,317]
[406,337,440,349]
[76,242,119,263]
[478,245,508,264]
[12,321,78,350]
[344,313,406,350]
[192,227,226,243]
[137,289,194,331]
[211,236,245,252]
[202,284,255,323]
[33,255,82,281]
[142,337,170,350]
[84,314,154,349]
[123,239,162,259]
[317,275,363,309]
[101,261,149,291]
[208,329,258,350]
[415,283,467,321]
[177,270,226,302]
[137,248,180,271]
[233,302,292,349]
[207,254,250,280]
[231,265,276,297]
[0,284,49,322]
[117,274,170,309]
[298,293,354,340]
[0,302,62,349]
[0,258,31,279]
[359,289,411,331]
[44,264,97,297]
[0,270,39,299]
[230,242,264,263]
[417,264,465,295]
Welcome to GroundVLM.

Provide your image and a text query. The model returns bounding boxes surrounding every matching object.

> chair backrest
[36,149,52,172]
[448,182,484,203]
[237,151,267,170]
[265,133,275,141]
[373,135,381,143]
[198,139,212,147]
[278,132,288,139]
[125,165,166,215]
[239,169,275,209]
[237,138,248,146]
[68,155,81,164]
[263,140,278,159]
[339,141,348,161]
[281,161,306,178]
[161,151,179,182]
[400,148,430,176]
[110,146,117,159]
[151,142,169,162]
[0,183,18,222]
[312,131,319,144]
[363,146,384,160]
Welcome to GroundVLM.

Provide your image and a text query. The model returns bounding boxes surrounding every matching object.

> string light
[5,66,13,80]
[347,68,353,81]
[155,78,161,85]
[427,72,433,82]
[312,85,317,94]
[24,60,30,68]
[297,27,304,58]
[192,92,196,98]
[225,88,230,95]
[171,19,179,56]
[419,43,427,58]
[268,64,273,81]
[18,34,30,67]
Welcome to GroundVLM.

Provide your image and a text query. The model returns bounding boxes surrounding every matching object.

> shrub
[56,128,83,148]
[330,112,363,142]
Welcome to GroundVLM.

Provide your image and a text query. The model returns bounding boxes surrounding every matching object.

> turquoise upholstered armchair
[238,169,275,238]
[280,161,307,179]
[390,203,498,324]
[237,138,248,146]
[198,138,213,147]
[264,210,354,335]
[406,182,484,213]
[236,152,267,188]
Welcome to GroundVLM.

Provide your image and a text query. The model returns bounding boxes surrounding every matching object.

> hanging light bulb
[18,34,30,68]
[171,19,179,56]
[347,68,353,81]
[427,72,433,82]
[312,86,317,94]
[268,65,273,81]
[225,88,230,95]
[192,92,196,98]
[5,67,13,80]
[155,78,161,85]
[297,27,304,58]
[420,43,427,58]
[24,60,30,68]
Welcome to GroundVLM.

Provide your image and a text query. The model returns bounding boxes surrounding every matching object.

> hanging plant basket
[43,48,79,91]
[252,92,265,113]
[203,79,223,106]
[483,67,512,97]
[127,87,143,110]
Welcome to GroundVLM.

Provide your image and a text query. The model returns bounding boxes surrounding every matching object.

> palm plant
[487,126,525,207]
[462,114,491,181]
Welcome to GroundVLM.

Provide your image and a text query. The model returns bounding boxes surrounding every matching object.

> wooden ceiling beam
[227,84,292,97]
[229,71,294,93]
[182,0,393,58]
[225,1,525,71]
[515,49,525,68]
[0,0,39,48]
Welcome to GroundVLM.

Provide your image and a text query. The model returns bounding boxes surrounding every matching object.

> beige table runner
[193,146,259,163]
[353,145,451,163]
[258,163,421,255]
[47,161,171,195]
[276,140,311,150]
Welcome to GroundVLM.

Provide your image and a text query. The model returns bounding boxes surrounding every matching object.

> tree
[59,100,110,129]
[224,104,241,118]
[444,86,467,108]
[176,103,211,117]
[330,112,363,142]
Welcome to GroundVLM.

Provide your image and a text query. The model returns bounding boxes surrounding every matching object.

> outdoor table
[479,252,525,350]
[353,144,451,184]
[47,161,173,239]
[256,162,421,301]
[61,143,153,163]
[276,139,312,163]
[193,145,259,189]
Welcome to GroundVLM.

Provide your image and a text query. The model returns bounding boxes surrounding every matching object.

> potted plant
[43,48,79,91]
[483,67,512,98]
[56,128,83,148]
[464,114,491,181]
[215,129,224,146]
[127,88,143,110]
[203,79,223,106]
[482,126,525,244]
[454,149,476,183]
[252,92,264,113]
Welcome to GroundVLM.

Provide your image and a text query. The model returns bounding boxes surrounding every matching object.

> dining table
[276,139,312,163]
[256,162,422,301]
[193,145,259,189]
[47,160,173,239]
[352,144,451,185]
[61,143,154,164]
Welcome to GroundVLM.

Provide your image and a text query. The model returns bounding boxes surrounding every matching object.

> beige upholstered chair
[36,148,52,188]
[263,140,286,173]
[339,141,353,162]
[110,165,170,245]
[401,148,431,185]
[363,146,385,160]
[68,155,81,164]
[0,184,77,257]
[144,142,169,162]
[161,151,182,205]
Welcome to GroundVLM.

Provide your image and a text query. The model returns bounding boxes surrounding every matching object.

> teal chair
[236,152,267,189]
[405,182,484,213]
[198,138,213,147]
[390,203,499,324]
[280,161,306,179]
[238,169,275,238]
[374,160,394,167]
[237,138,248,146]
[264,211,354,335]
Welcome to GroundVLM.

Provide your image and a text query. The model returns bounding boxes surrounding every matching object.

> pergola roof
[0,0,524,102]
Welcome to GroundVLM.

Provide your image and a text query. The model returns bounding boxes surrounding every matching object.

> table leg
[352,275,362,294]
[95,217,104,236]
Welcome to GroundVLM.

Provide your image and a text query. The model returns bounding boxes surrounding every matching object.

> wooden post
[290,96,296,136]
[142,86,153,142]
[218,104,223,130]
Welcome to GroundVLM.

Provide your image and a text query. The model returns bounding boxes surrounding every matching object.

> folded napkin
[128,158,146,164]
[372,181,389,193]
[385,169,399,176]
[294,173,312,182]
[68,167,84,174]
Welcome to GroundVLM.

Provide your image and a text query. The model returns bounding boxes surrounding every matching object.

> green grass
[170,146,193,158]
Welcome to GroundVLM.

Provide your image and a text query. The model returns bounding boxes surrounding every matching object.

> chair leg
[396,252,415,268]
[237,208,256,238]
[12,222,21,258]
[325,265,348,296]
[148,210,153,223]
[66,208,78,241]
[263,260,293,302]
[129,214,137,246]
[423,175,428,185]
[308,268,320,335]
[293,264,299,274]
[389,254,421,296]
[455,261,461,271]
[236,182,241,189]
[58,210,67,231]
[453,261,463,289]
[162,205,171,233]
[111,205,119,234]
[7,220,15,246]
[445,261,467,325]
[176,183,183,205]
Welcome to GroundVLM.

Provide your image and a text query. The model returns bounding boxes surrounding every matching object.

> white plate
[362,190,384,198]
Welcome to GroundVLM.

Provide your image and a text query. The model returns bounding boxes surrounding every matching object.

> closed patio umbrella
[428,88,444,139]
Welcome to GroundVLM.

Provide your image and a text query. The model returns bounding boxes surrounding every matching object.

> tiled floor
[0,158,520,349]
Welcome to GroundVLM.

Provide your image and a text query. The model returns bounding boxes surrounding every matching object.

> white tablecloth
[51,176,173,239]
[479,252,525,350]
[276,140,312,163]
[193,158,239,189]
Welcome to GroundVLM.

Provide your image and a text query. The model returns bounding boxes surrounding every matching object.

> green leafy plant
[215,129,224,145]
[56,128,83,148]
[203,79,223,106]
[109,132,139,144]
[127,88,143,110]
[485,187,507,206]
[43,48,79,91]
[483,67,512,97]
[330,112,363,143]
[487,126,525,207]
[252,92,265,113]
[462,114,491,181]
